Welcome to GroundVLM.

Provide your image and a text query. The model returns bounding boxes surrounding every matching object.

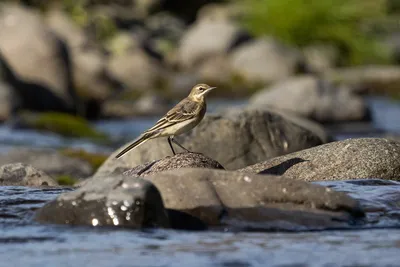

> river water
[0,98,400,267]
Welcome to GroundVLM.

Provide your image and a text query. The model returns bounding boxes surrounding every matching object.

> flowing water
[0,98,400,267]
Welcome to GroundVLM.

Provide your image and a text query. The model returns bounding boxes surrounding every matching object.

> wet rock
[95,107,328,176]
[0,148,93,179]
[229,37,301,85]
[0,4,78,114]
[0,163,57,186]
[240,138,400,181]
[176,20,244,68]
[35,175,170,228]
[123,152,224,177]
[327,66,400,95]
[250,76,369,123]
[129,168,364,230]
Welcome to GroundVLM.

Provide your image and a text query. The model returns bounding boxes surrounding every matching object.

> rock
[46,8,118,119]
[196,55,233,87]
[0,148,93,179]
[126,168,364,230]
[240,138,400,181]
[35,175,170,228]
[0,82,13,122]
[123,152,224,177]
[197,3,243,22]
[107,48,164,92]
[95,107,328,176]
[45,8,87,50]
[102,94,170,118]
[229,37,302,85]
[327,66,400,95]
[302,44,339,73]
[176,20,245,68]
[0,4,79,114]
[0,163,57,186]
[249,76,370,123]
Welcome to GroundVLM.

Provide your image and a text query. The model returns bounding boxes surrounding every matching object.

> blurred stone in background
[0,0,398,128]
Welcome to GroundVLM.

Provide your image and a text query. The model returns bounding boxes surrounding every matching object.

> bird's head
[188,83,216,102]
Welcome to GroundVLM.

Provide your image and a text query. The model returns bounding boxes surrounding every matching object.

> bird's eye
[199,87,205,91]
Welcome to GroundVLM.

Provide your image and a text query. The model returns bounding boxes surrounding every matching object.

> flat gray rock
[35,175,170,228]
[0,163,57,186]
[131,168,364,230]
[95,107,327,176]
[0,148,93,178]
[240,138,400,181]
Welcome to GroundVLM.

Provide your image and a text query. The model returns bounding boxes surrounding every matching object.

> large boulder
[95,107,328,176]
[39,168,364,230]
[240,138,400,181]
[137,168,364,230]
[250,76,369,123]
[229,37,301,85]
[0,4,78,114]
[176,20,245,68]
[0,163,57,186]
[0,148,93,179]
[45,8,118,119]
[35,175,170,228]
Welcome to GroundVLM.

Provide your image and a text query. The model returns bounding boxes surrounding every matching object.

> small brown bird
[115,83,216,158]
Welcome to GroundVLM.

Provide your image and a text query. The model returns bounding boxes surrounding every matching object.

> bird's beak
[207,87,216,91]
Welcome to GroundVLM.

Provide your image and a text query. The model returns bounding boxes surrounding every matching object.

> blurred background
[0,0,400,183]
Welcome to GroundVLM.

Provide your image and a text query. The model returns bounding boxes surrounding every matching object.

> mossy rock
[60,148,108,170]
[56,174,78,186]
[18,111,109,141]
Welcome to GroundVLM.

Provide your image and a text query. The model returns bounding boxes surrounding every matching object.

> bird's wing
[145,99,202,134]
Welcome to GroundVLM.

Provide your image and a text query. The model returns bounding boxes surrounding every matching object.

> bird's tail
[115,133,153,159]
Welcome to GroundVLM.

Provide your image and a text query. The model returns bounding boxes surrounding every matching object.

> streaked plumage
[115,84,215,158]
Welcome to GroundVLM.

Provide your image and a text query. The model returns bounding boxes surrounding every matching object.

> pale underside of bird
[115,84,216,159]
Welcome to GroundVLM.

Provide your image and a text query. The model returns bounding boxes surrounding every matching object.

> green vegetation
[60,148,108,170]
[56,174,78,186]
[238,0,391,65]
[20,111,109,141]
[62,0,117,43]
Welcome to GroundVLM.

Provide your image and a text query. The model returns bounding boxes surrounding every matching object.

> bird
[115,83,216,158]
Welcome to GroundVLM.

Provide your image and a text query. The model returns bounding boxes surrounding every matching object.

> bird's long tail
[115,133,153,158]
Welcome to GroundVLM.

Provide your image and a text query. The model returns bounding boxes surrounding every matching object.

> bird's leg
[171,136,191,153]
[167,136,176,155]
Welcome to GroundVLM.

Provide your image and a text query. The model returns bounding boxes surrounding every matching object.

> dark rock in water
[138,169,364,230]
[240,138,400,181]
[0,148,93,179]
[96,107,328,176]
[35,175,170,228]
[123,152,224,177]
[0,163,57,186]
[48,167,363,231]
